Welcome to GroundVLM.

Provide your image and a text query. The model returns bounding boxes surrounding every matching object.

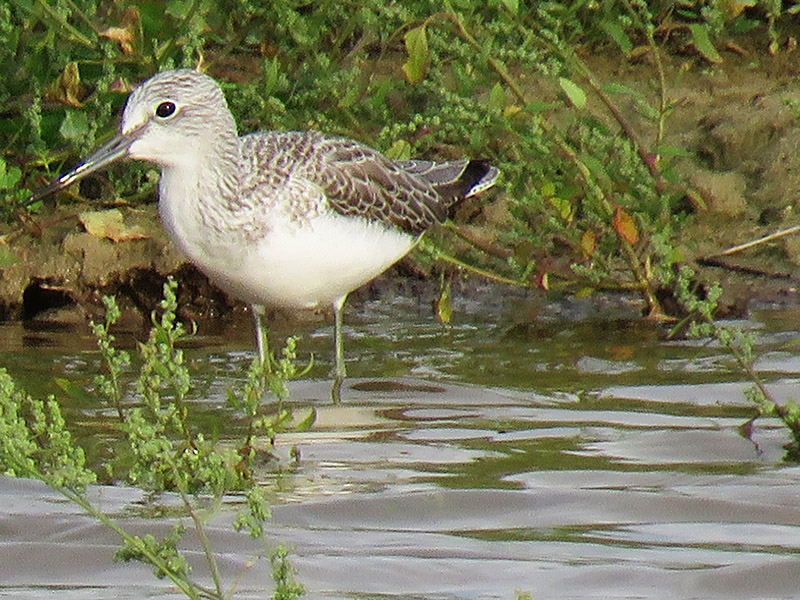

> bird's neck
[158,132,247,253]
[202,133,243,210]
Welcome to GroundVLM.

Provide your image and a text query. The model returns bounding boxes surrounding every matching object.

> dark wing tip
[422,159,499,209]
[461,160,500,199]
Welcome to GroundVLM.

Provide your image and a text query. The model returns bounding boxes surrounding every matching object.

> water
[1,286,799,599]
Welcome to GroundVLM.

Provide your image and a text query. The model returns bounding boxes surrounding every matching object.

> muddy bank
[3,46,800,325]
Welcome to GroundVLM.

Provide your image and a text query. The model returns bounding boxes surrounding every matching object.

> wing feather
[238,131,498,235]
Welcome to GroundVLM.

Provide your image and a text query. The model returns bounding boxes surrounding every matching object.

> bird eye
[155,101,177,119]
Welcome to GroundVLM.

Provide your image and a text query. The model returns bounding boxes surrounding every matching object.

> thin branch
[60,487,205,600]
[718,224,800,256]
[696,256,794,280]
[433,247,532,288]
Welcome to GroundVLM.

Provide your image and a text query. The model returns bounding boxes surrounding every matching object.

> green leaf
[602,82,659,120]
[500,0,519,14]
[55,378,96,403]
[487,82,507,113]
[262,56,284,96]
[689,24,723,64]
[581,154,612,189]
[599,20,632,56]
[0,159,22,189]
[295,408,316,433]
[559,77,587,109]
[525,101,553,114]
[165,0,193,19]
[603,82,646,103]
[385,139,412,161]
[402,25,429,84]
[730,16,759,34]
[548,196,574,222]
[0,245,20,268]
[59,110,89,142]
[657,144,694,158]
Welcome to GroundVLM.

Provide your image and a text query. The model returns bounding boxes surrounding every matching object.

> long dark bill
[28,133,136,205]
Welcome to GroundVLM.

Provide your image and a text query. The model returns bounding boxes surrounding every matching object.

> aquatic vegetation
[0,279,311,600]
[670,264,800,461]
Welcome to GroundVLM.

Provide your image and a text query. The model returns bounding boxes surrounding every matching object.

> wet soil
[4,42,800,325]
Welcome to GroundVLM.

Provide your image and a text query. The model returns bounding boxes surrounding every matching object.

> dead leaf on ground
[100,27,136,54]
[99,7,140,54]
[79,209,148,242]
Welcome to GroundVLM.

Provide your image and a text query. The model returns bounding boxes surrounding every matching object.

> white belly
[190,212,418,310]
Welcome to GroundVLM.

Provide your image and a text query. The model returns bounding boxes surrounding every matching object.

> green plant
[0,158,28,222]
[271,546,306,600]
[669,265,800,461]
[387,2,691,317]
[0,279,313,599]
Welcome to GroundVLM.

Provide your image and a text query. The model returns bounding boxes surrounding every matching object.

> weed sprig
[0,279,310,599]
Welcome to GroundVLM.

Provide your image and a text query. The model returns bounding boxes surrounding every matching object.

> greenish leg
[251,304,271,374]
[331,296,347,403]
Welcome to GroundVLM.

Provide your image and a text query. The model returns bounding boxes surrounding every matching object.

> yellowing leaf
[100,27,136,54]
[580,230,597,258]
[536,270,549,291]
[540,180,556,198]
[384,139,412,161]
[99,7,140,55]
[719,0,757,19]
[436,279,452,325]
[79,209,148,242]
[45,62,84,108]
[613,206,639,246]
[548,196,574,222]
[402,25,429,84]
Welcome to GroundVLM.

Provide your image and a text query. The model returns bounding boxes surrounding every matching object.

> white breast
[214,212,418,309]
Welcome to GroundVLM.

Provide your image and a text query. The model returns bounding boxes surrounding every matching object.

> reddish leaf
[609,345,635,360]
[536,269,549,291]
[613,206,639,246]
